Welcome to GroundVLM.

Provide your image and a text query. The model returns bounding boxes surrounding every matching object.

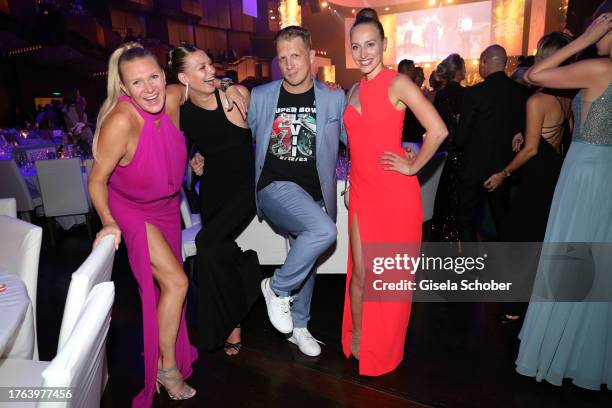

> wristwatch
[502,169,511,178]
[219,77,234,92]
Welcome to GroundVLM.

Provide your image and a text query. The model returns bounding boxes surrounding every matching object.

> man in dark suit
[398,60,426,145]
[455,45,527,242]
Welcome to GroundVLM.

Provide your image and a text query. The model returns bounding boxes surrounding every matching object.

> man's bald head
[479,44,507,78]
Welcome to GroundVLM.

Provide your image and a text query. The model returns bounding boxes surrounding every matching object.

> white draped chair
[0,197,17,217]
[35,158,92,244]
[236,217,289,265]
[179,188,201,229]
[181,182,289,265]
[0,160,41,221]
[180,188,201,262]
[57,235,116,351]
[0,215,42,359]
[0,282,115,408]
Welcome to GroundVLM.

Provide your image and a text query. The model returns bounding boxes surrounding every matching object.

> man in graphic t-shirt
[248,25,347,357]
[257,87,321,200]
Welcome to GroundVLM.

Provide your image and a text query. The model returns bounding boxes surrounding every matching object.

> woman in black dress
[431,54,466,242]
[169,45,260,355]
[483,33,574,323]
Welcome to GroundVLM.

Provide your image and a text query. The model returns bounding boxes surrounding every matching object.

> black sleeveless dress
[503,91,572,318]
[180,90,261,350]
[505,92,572,242]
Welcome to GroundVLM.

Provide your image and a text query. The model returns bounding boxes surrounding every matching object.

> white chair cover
[0,160,39,213]
[0,282,115,407]
[0,359,49,399]
[35,158,89,217]
[0,215,42,359]
[41,282,115,408]
[57,235,115,351]
[0,197,17,217]
[181,224,200,261]
[236,217,289,265]
[313,182,349,274]
[179,188,201,228]
[0,272,31,357]
[180,188,201,261]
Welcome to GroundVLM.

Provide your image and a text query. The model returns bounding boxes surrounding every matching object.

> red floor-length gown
[342,69,423,376]
[108,96,198,407]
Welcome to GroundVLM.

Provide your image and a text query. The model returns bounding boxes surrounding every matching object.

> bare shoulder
[390,73,420,97]
[100,105,135,140]
[166,84,184,105]
[528,91,546,103]
[347,82,360,99]
[391,72,412,88]
[526,92,547,112]
[390,73,422,107]
[583,58,612,76]
[566,58,612,83]
[167,83,184,96]
[588,58,612,86]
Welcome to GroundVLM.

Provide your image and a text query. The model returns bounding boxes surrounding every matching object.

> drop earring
[184,82,189,103]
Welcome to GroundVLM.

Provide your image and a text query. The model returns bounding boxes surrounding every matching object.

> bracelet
[502,169,511,178]
[220,77,234,93]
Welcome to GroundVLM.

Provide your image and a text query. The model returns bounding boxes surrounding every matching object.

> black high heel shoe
[224,325,242,356]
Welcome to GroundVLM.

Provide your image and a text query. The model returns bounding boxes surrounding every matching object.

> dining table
[1,132,91,229]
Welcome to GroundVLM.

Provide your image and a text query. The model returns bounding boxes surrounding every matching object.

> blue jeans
[258,181,337,328]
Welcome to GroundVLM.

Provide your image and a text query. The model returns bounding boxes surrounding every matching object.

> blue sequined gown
[515,83,612,390]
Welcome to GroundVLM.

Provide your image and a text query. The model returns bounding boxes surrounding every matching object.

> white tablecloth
[0,271,31,357]
[20,166,88,230]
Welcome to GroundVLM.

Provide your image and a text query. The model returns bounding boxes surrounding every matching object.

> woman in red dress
[342,10,448,376]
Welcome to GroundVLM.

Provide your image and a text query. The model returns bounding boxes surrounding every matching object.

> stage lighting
[428,0,436,6]
[321,1,328,7]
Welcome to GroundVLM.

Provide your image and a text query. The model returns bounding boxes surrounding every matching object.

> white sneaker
[288,328,324,357]
[261,278,294,334]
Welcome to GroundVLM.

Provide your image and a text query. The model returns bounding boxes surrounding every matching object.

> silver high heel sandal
[155,366,196,400]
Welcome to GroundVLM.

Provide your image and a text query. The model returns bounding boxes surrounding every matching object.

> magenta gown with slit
[108,96,198,407]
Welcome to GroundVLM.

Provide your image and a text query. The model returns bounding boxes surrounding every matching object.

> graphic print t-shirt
[257,85,322,201]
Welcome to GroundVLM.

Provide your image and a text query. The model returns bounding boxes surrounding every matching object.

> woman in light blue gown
[516,8,612,391]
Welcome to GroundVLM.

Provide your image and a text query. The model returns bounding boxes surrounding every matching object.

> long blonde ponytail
[92,42,143,158]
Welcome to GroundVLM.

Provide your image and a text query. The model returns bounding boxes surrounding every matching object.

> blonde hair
[92,42,144,158]
[536,32,573,62]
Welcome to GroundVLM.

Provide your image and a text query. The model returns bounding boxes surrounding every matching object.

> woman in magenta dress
[342,11,448,376]
[88,43,198,406]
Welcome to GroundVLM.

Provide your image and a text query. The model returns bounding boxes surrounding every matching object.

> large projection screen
[345,1,493,68]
